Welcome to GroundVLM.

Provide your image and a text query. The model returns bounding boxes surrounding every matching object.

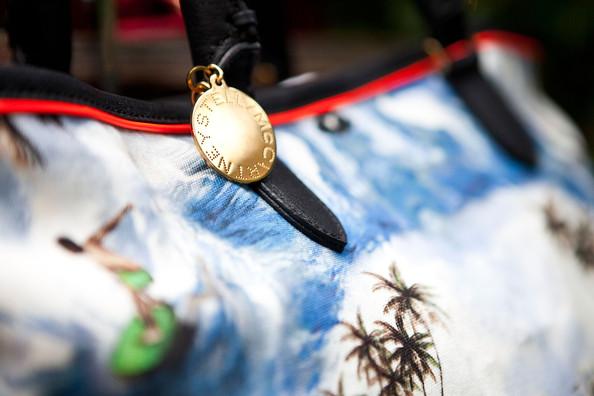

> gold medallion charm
[187,64,276,184]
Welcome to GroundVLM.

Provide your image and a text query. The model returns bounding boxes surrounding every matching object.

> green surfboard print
[111,305,176,376]
[117,269,153,291]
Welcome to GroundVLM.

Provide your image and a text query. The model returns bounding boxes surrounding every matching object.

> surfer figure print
[57,204,177,377]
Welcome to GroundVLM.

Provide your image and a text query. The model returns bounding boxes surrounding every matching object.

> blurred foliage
[314,0,594,147]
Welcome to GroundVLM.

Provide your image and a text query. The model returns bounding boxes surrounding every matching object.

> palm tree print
[341,311,387,385]
[544,201,594,270]
[337,262,444,396]
[376,315,438,395]
[322,375,345,396]
[366,264,445,395]
[378,367,408,396]
[0,117,42,168]
[365,266,443,327]
[574,222,594,269]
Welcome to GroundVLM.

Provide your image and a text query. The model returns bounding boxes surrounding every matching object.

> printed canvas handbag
[1,0,593,395]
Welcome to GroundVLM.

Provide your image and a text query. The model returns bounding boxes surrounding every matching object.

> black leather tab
[179,0,259,93]
[253,161,347,253]
[413,0,536,166]
[415,0,467,46]
[447,55,536,166]
[7,0,72,73]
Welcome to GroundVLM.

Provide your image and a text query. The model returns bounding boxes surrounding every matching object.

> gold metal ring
[186,65,209,91]
[205,64,224,85]
[190,81,211,104]
[191,81,211,93]
[187,64,225,90]
[423,37,452,72]
[187,64,225,103]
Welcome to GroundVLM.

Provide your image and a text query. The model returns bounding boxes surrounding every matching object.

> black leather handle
[414,0,536,166]
[179,0,260,94]
[7,0,72,73]
[415,0,467,46]
[447,56,536,166]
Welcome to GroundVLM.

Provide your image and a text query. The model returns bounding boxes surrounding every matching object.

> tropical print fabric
[1,42,594,396]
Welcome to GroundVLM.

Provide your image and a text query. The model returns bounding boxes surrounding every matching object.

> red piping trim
[269,58,440,125]
[0,99,191,134]
[269,37,473,125]
[0,30,540,133]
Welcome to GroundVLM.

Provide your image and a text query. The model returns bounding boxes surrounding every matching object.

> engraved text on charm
[191,81,276,183]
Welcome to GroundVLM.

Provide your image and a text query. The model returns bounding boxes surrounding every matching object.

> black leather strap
[414,0,536,166]
[7,0,72,73]
[415,0,467,46]
[447,56,536,166]
[253,161,347,253]
[180,0,260,94]
[179,0,347,252]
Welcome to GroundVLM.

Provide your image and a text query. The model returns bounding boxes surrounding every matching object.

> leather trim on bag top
[0,31,540,130]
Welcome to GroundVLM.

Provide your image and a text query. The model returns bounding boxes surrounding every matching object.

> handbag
[1,0,593,395]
